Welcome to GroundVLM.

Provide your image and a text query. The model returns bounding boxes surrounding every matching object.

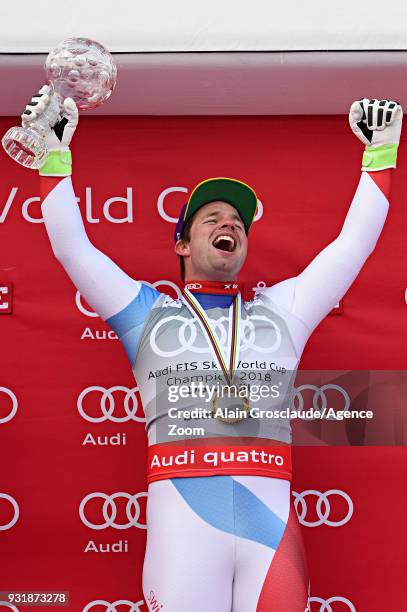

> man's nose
[219,219,236,230]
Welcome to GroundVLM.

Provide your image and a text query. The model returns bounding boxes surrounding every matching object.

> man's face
[175,201,248,280]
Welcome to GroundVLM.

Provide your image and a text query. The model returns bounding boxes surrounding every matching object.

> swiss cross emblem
[0,283,13,314]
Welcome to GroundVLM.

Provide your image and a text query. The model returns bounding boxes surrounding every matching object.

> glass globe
[2,38,117,169]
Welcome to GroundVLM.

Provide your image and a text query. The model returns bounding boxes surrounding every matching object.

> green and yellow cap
[174,177,258,242]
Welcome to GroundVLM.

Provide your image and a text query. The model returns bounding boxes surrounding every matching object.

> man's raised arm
[22,86,160,361]
[263,98,403,342]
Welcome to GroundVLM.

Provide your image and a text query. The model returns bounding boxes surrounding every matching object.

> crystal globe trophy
[2,38,117,169]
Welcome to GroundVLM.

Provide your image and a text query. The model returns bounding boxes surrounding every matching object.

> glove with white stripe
[21,84,78,176]
[349,98,403,171]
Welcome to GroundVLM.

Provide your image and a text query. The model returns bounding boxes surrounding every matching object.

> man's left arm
[265,98,403,336]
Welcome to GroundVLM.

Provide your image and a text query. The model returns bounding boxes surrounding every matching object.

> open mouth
[212,235,236,253]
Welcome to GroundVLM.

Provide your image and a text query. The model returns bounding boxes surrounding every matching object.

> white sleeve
[41,176,141,320]
[264,172,389,334]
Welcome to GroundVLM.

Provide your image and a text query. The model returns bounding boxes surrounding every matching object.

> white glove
[22,85,78,175]
[349,98,403,170]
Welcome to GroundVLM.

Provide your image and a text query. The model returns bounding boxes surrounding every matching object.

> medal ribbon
[182,287,241,385]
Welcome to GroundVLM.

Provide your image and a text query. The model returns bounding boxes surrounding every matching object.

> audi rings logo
[0,387,18,424]
[309,596,356,611]
[77,387,145,423]
[79,492,148,530]
[76,281,181,318]
[157,185,264,224]
[293,490,353,527]
[292,384,350,418]
[83,600,145,611]
[0,494,19,531]
[150,314,282,357]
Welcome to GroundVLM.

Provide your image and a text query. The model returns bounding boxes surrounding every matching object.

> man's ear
[175,239,190,257]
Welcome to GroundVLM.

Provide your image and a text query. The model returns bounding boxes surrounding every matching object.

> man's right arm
[23,86,160,363]
[41,175,160,362]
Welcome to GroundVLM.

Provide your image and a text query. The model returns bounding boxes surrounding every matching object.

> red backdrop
[0,115,406,611]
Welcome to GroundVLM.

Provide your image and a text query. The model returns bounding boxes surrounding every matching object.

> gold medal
[211,384,250,424]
